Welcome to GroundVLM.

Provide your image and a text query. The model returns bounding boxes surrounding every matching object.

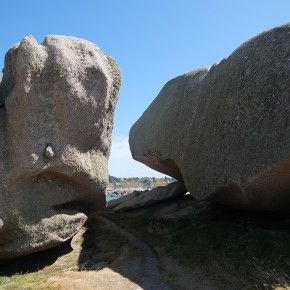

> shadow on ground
[0,239,73,276]
[77,213,147,287]
[218,208,290,231]
[79,195,290,289]
[1,195,290,289]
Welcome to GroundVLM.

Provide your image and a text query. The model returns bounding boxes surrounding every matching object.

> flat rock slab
[107,181,187,212]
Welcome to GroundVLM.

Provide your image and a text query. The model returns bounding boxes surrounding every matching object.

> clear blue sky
[1,1,290,177]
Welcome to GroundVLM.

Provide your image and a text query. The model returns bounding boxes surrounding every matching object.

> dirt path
[98,216,171,290]
[0,214,241,289]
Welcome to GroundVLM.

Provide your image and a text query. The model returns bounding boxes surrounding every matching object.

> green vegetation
[0,243,70,289]
[0,272,53,289]
[108,175,175,189]
[104,210,290,289]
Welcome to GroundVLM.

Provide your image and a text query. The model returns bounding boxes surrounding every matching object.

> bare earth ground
[0,214,248,290]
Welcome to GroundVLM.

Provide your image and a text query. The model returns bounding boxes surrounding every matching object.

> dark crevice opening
[51,200,93,214]
[0,103,5,111]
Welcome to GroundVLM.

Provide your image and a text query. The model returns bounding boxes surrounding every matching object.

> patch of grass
[0,271,53,289]
[104,211,290,288]
[0,240,73,288]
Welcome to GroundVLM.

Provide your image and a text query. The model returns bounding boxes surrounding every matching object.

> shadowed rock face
[0,35,121,259]
[129,23,290,214]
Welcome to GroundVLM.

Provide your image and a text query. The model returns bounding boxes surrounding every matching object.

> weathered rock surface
[0,35,121,259]
[110,189,129,197]
[129,23,290,213]
[107,181,187,212]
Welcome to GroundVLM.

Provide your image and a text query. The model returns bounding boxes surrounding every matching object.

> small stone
[89,261,109,271]
[44,146,55,159]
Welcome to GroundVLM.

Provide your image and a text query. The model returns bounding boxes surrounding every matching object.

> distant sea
[106,195,120,202]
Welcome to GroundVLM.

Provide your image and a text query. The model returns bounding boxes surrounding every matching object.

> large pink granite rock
[0,35,121,259]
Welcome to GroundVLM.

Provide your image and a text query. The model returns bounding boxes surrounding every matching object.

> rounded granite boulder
[129,23,290,213]
[0,35,121,259]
